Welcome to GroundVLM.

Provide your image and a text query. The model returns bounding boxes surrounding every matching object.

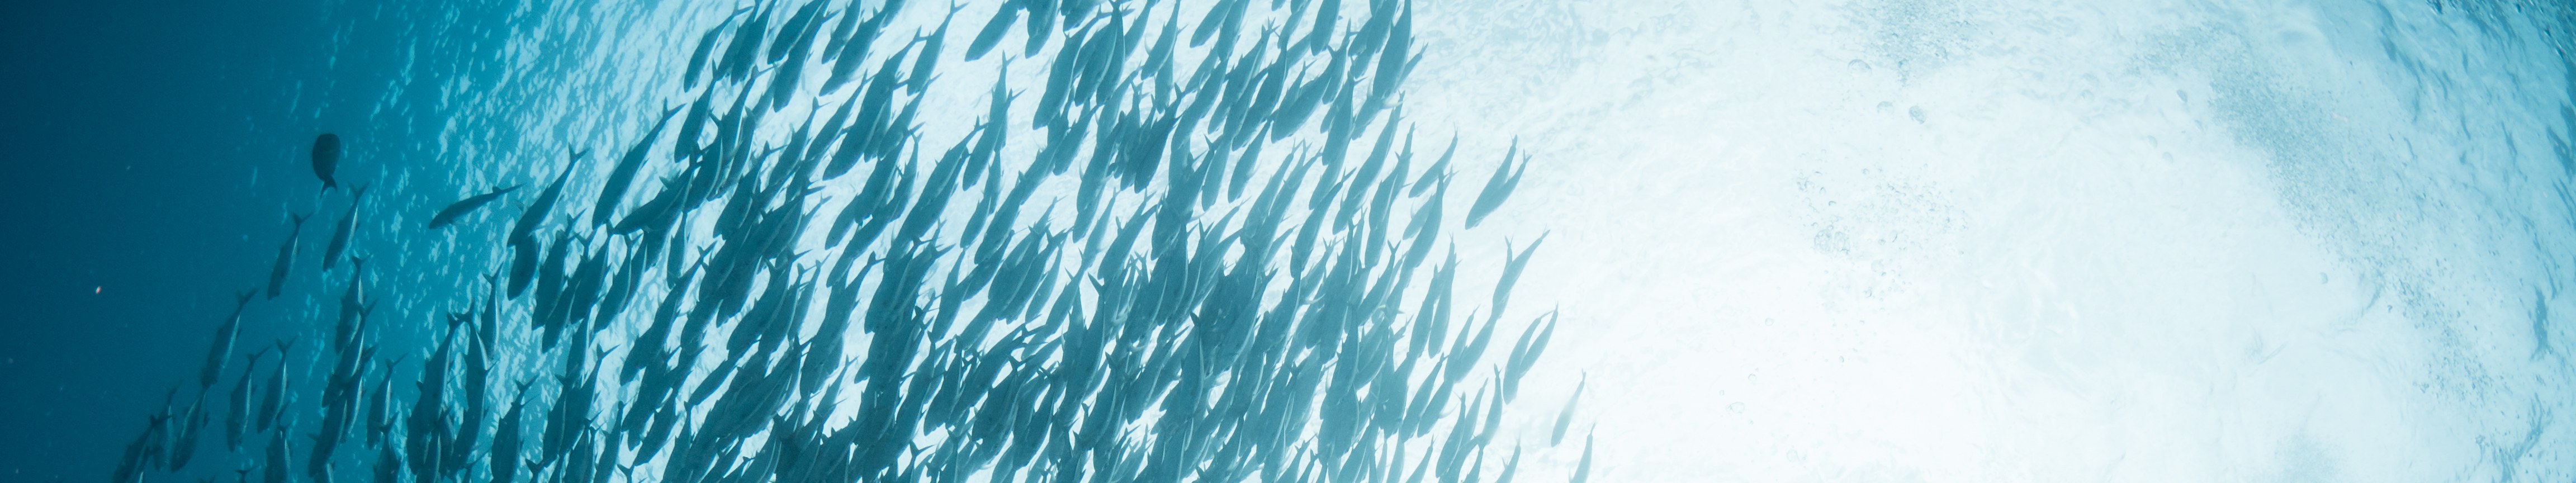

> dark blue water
[1,0,539,479]
[4,1,329,479]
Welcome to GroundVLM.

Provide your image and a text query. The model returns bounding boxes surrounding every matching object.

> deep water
[5,0,2576,482]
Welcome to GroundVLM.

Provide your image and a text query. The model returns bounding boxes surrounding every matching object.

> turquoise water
[3,0,2572,481]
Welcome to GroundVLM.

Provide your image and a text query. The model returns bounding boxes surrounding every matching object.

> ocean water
[1,0,2570,482]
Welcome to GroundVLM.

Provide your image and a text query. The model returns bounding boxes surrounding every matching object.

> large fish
[311,133,342,192]
[424,184,521,230]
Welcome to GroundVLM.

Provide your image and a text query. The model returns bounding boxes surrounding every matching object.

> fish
[1503,310,1556,401]
[255,338,293,432]
[364,357,398,447]
[766,0,834,108]
[819,0,865,60]
[330,258,371,353]
[768,0,830,65]
[907,3,964,95]
[964,0,1021,61]
[311,133,342,192]
[167,392,208,471]
[593,105,685,228]
[322,184,368,272]
[266,212,310,299]
[198,290,255,388]
[1551,373,1583,446]
[510,151,583,246]
[713,3,774,83]
[1463,140,1527,229]
[1410,134,1456,198]
[681,8,745,89]
[1490,232,1546,319]
[224,347,265,450]
[424,184,522,230]
[263,428,288,483]
[1570,431,1594,483]
[105,2,1583,482]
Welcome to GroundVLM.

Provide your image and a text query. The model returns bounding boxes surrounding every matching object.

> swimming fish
[311,133,342,192]
[425,184,522,230]
[266,212,310,299]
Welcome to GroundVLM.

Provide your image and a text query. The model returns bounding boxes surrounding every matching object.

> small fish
[255,338,294,432]
[322,184,368,272]
[1551,373,1583,446]
[1490,231,1547,318]
[262,428,288,483]
[1570,431,1594,483]
[198,290,254,388]
[1464,140,1527,229]
[311,133,342,192]
[510,151,582,246]
[224,347,264,449]
[593,106,684,228]
[266,212,310,299]
[424,184,522,230]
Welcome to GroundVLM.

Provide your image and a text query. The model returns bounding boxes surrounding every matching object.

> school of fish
[106,0,1587,482]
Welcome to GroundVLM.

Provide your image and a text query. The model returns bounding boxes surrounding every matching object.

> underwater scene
[2,0,2573,481]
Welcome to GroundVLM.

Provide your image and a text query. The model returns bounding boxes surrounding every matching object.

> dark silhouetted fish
[510,151,583,247]
[312,133,342,192]
[198,290,254,389]
[593,105,684,228]
[424,184,521,230]
[322,184,368,272]
[254,339,292,433]
[224,347,264,450]
[266,212,310,299]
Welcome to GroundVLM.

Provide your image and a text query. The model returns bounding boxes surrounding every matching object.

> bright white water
[1398,0,2575,480]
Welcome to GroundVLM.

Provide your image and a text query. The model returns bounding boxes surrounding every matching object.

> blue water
[3,0,2573,481]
